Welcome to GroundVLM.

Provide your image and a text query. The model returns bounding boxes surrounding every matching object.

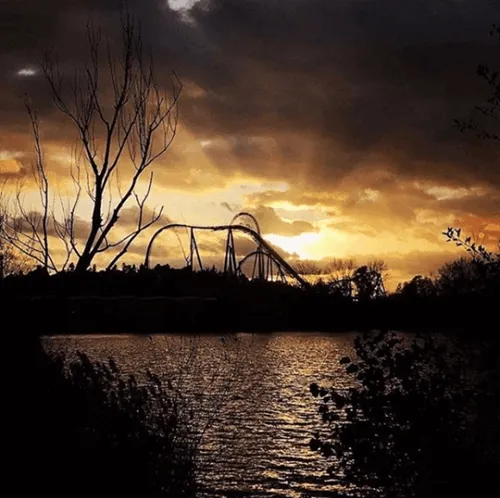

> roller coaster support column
[224,228,237,275]
[251,246,266,280]
[277,264,286,283]
[266,252,273,281]
[258,248,265,280]
[189,228,203,271]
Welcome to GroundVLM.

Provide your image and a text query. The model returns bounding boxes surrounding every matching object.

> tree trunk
[75,190,103,274]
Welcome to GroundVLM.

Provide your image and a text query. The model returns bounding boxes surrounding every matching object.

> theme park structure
[145,212,309,288]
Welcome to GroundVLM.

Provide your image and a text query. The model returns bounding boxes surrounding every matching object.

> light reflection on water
[43,331,357,497]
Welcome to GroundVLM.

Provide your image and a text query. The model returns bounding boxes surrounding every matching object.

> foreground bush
[4,334,197,495]
[310,330,500,496]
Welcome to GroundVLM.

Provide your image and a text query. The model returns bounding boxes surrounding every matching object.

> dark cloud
[3,0,500,189]
[176,0,500,188]
[2,0,500,274]
[251,206,317,236]
[2,211,90,242]
[439,192,500,219]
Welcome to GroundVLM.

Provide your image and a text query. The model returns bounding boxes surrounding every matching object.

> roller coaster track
[144,221,309,288]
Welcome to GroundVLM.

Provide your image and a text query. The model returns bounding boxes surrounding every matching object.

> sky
[1,0,500,288]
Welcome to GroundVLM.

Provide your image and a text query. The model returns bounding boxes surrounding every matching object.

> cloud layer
[1,0,500,282]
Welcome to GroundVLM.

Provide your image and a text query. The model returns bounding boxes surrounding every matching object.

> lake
[43,332,359,497]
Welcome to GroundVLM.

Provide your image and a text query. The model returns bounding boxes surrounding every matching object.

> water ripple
[44,331,357,497]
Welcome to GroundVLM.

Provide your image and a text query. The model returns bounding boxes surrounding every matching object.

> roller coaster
[144,212,309,288]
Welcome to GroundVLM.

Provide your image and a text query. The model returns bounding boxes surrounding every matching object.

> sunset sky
[1,0,500,288]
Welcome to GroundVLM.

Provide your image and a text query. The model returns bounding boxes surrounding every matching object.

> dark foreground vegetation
[2,332,198,495]
[309,232,500,497]
[310,329,500,496]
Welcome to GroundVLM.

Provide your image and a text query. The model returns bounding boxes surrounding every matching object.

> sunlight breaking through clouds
[16,67,37,77]
[265,232,324,260]
[167,0,200,11]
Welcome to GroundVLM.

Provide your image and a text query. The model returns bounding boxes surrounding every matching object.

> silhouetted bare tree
[0,7,181,273]
[367,259,389,288]
[323,258,356,298]
[295,260,324,276]
[324,257,356,280]
[0,192,30,276]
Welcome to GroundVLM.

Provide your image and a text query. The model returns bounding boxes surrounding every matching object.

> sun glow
[264,232,324,259]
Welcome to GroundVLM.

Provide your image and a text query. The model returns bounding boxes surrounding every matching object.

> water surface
[44,332,358,497]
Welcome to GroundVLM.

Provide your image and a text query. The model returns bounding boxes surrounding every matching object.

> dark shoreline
[7,293,494,336]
